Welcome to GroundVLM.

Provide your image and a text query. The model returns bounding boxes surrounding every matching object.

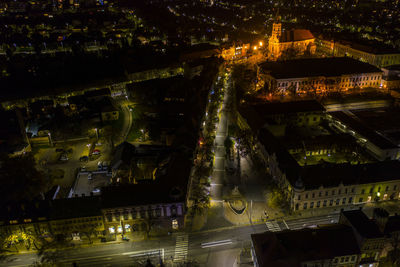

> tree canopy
[0,154,48,207]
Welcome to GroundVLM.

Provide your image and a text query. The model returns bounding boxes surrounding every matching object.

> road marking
[174,234,189,262]
[265,220,281,232]
[201,239,233,248]
[282,219,290,230]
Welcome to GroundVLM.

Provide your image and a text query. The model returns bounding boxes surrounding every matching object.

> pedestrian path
[265,220,281,232]
[173,234,189,263]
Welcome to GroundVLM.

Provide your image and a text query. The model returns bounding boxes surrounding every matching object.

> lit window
[172,219,179,230]
[109,227,115,234]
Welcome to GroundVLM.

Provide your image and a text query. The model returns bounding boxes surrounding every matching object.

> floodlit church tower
[268,12,316,60]
[268,15,282,59]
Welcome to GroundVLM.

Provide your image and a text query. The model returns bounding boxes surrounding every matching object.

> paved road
[113,97,133,142]
[1,214,339,267]
[211,71,231,202]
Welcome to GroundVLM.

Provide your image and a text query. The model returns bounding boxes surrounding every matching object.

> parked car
[97,161,102,170]
[79,156,89,162]
[55,148,65,153]
[122,236,130,241]
[93,149,101,155]
[92,188,100,193]
[59,154,69,161]
[88,173,92,180]
[81,166,86,172]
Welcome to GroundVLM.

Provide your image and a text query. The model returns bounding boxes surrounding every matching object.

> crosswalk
[174,234,189,262]
[265,220,281,232]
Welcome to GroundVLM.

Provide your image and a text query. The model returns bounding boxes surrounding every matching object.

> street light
[259,41,263,47]
[253,46,257,50]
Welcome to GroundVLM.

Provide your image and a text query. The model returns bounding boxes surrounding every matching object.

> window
[342,198,346,204]
[332,190,335,195]
[386,186,389,192]
[349,197,353,203]
[336,199,340,205]
[298,195,301,200]
[303,203,308,210]
[351,256,355,261]
[312,193,315,198]
[345,188,348,194]
[359,197,363,202]
[370,188,374,193]
[394,185,398,190]
[305,194,308,199]
[317,201,320,208]
[351,188,355,193]
[310,202,314,208]
[338,189,341,194]
[329,199,333,206]
[325,191,329,196]
[323,200,327,207]
[345,256,349,262]
[361,189,365,194]
[319,192,322,197]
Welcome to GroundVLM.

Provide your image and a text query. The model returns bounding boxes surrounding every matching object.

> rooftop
[279,29,314,43]
[260,57,382,80]
[102,153,190,208]
[337,39,400,55]
[251,225,360,267]
[341,209,384,239]
[329,111,399,149]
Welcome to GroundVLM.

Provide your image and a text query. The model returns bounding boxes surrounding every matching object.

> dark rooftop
[252,100,325,115]
[260,57,382,79]
[251,225,360,267]
[384,215,400,235]
[83,88,111,99]
[329,111,398,149]
[102,153,190,208]
[341,209,384,239]
[0,196,102,226]
[337,40,400,55]
[299,161,400,190]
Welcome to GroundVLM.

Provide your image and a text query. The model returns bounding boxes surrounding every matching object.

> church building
[268,17,316,60]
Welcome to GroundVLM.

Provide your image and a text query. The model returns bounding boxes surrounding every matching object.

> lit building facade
[102,202,185,237]
[259,57,383,95]
[221,43,250,61]
[316,38,400,68]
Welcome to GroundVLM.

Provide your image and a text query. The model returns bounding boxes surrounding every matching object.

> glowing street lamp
[259,41,263,47]
[253,46,257,50]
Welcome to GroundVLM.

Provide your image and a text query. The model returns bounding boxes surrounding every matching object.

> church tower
[268,12,282,59]
[271,17,282,40]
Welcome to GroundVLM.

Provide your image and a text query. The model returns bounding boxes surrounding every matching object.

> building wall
[292,181,400,211]
[271,72,383,95]
[316,39,400,68]
[221,44,250,60]
[102,202,185,236]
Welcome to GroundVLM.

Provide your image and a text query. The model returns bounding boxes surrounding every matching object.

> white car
[88,173,92,180]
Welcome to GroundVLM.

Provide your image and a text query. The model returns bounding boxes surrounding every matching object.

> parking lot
[70,168,111,197]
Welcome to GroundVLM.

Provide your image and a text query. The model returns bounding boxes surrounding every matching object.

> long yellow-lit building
[259,57,383,95]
